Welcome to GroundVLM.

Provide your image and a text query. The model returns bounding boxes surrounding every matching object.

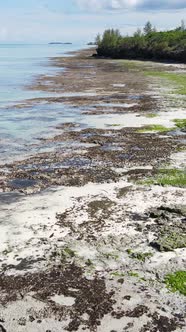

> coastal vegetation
[137,125,172,133]
[96,21,186,63]
[174,118,186,129]
[127,250,153,262]
[138,119,186,133]
[142,168,186,187]
[164,271,186,296]
[145,113,158,118]
[145,72,186,95]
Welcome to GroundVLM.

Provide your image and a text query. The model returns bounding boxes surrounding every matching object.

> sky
[0,0,185,43]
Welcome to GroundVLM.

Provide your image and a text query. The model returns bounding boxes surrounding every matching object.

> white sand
[80,108,186,130]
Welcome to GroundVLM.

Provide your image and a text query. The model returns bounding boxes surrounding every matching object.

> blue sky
[0,1,185,42]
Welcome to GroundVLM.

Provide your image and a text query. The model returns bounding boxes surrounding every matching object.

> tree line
[95,21,186,63]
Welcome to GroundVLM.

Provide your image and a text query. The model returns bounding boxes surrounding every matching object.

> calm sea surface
[0,43,86,105]
[0,43,85,163]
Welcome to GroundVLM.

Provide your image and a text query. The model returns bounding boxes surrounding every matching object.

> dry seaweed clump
[164,271,186,296]
[0,264,115,331]
[140,312,184,332]
[87,198,116,220]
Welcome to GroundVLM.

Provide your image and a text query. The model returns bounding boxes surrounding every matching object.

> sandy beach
[0,48,185,332]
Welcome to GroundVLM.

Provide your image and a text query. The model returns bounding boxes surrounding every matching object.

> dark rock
[126,305,148,318]
[123,295,131,301]
[150,230,186,252]
[117,278,124,284]
[0,325,6,332]
[18,317,26,326]
[29,316,35,322]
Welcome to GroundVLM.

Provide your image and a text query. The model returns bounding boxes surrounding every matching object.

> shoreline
[0,48,185,332]
[93,53,186,65]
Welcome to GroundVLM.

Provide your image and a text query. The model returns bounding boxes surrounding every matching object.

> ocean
[0,43,84,163]
[0,43,83,106]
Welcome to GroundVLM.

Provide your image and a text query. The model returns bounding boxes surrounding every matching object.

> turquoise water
[0,43,81,106]
[0,43,85,163]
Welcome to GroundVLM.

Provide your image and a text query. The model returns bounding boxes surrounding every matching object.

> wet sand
[0,48,185,332]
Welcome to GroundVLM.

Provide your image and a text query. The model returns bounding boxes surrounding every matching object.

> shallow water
[0,102,82,163]
[0,43,86,163]
[0,43,83,106]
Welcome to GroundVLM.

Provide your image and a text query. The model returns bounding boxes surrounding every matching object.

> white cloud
[76,0,186,11]
[0,1,185,42]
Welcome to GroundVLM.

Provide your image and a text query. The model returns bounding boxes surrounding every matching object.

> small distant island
[49,42,72,45]
[87,42,97,46]
[95,21,186,63]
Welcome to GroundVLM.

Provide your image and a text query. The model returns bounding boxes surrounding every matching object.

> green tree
[96,24,186,63]
[181,20,185,32]
[144,21,153,35]
[101,29,121,48]
[175,20,186,32]
[95,33,101,46]
[134,28,142,37]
